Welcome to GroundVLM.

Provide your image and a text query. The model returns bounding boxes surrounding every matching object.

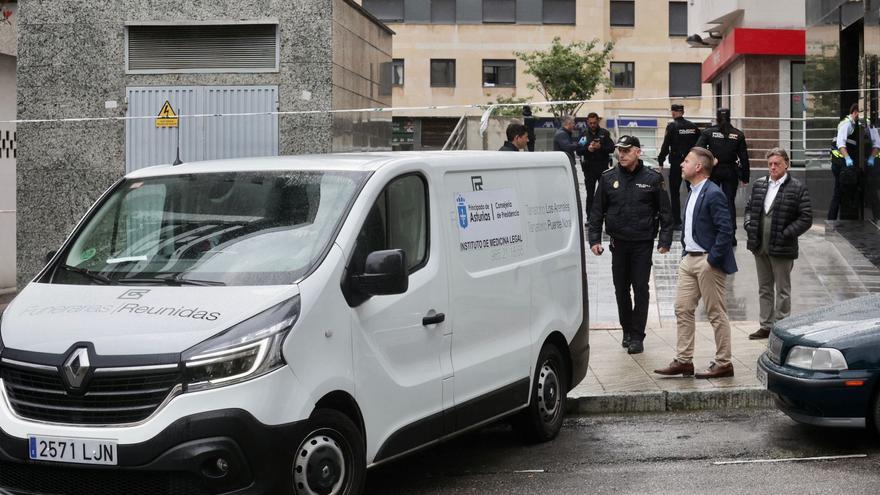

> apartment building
[357,0,713,151]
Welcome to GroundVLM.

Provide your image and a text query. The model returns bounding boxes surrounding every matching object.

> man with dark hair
[553,115,579,166]
[696,108,750,246]
[589,135,673,355]
[578,112,615,221]
[500,123,529,151]
[657,104,700,229]
[522,106,537,152]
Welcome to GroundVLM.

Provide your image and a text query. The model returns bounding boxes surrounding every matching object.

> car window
[353,174,428,273]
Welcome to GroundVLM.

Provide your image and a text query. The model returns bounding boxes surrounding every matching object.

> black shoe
[627,341,644,354]
[621,334,631,349]
[672,223,682,231]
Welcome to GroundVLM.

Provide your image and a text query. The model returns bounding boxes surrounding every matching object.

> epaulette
[602,167,616,174]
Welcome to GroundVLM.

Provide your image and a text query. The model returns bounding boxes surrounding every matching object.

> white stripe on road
[713,454,867,465]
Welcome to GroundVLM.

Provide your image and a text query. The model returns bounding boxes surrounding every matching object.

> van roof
[124,151,571,178]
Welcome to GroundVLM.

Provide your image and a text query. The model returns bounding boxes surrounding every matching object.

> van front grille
[0,364,182,425]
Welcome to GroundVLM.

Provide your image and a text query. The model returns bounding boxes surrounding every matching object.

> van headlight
[182,296,300,392]
[785,346,848,371]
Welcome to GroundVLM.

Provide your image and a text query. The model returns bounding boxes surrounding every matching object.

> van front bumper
[0,408,306,495]
[758,353,875,428]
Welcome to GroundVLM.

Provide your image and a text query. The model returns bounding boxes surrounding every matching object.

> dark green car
[758,294,880,430]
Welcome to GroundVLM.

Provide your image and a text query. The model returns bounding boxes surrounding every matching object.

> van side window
[353,174,428,273]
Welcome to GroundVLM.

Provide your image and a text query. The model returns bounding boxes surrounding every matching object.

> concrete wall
[16,0,391,285]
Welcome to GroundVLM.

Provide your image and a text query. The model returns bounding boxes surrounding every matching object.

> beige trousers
[674,254,732,366]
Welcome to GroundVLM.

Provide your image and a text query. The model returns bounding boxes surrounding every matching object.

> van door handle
[422,313,445,326]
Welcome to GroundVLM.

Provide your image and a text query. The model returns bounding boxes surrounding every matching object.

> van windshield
[54,170,367,286]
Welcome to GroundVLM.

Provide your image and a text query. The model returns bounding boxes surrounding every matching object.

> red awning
[702,28,806,83]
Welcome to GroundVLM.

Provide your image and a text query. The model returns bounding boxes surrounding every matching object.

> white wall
[689,0,806,36]
[0,53,16,289]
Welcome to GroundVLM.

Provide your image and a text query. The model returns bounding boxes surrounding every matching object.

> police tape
[1,87,879,125]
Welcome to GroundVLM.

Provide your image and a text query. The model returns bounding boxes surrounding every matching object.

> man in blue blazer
[655,146,737,379]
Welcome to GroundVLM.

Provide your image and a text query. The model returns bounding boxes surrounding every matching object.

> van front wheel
[291,409,366,495]
[515,344,568,443]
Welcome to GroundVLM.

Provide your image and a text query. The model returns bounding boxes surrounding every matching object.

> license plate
[756,367,768,389]
[28,435,117,465]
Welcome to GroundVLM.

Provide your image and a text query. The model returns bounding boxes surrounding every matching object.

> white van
[0,152,589,495]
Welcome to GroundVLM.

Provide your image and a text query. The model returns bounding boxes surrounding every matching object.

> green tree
[515,37,614,121]
[486,95,533,117]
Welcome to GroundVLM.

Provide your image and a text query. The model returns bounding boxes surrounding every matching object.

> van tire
[515,344,568,443]
[291,408,366,495]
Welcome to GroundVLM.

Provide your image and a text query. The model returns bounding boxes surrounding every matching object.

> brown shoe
[654,360,694,376]
[749,329,770,340]
[695,362,734,379]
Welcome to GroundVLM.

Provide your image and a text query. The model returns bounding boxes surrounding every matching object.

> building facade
[16,0,393,284]
[0,1,16,291]
[356,0,713,154]
[689,0,807,162]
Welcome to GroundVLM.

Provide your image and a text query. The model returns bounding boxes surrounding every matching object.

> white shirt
[684,178,708,253]
[836,117,880,149]
[764,173,788,214]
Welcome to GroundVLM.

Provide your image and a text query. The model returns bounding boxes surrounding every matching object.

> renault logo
[63,348,91,389]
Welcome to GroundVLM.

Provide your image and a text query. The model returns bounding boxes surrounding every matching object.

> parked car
[758,294,880,430]
[0,151,589,495]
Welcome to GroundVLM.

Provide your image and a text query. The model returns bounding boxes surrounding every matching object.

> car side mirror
[45,250,57,264]
[352,249,408,296]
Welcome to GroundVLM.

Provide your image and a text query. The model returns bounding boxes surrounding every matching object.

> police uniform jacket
[696,124,751,183]
[744,175,813,259]
[656,117,699,166]
[577,127,615,165]
[588,160,673,248]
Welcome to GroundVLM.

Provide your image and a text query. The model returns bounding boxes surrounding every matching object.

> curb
[567,387,773,414]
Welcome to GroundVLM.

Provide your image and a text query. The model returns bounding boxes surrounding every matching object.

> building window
[669,2,687,36]
[431,0,456,23]
[430,59,456,87]
[483,0,516,23]
[610,0,635,27]
[610,62,635,89]
[543,0,576,24]
[392,59,404,86]
[483,60,516,87]
[361,0,404,22]
[669,63,702,97]
[126,24,278,73]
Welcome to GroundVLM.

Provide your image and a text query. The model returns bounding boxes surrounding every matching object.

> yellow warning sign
[155,101,178,128]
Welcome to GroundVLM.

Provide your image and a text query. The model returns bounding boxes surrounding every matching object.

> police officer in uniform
[578,112,616,221]
[589,135,673,354]
[657,104,700,229]
[696,108,750,245]
[828,103,880,222]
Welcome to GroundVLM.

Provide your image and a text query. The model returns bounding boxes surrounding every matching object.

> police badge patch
[613,180,619,189]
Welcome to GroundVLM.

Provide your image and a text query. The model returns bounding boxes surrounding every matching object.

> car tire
[291,408,366,495]
[514,343,569,443]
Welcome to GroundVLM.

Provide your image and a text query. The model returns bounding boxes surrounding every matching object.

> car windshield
[53,170,367,286]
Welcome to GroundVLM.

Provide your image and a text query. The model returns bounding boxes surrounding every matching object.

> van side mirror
[352,249,408,296]
[45,250,57,264]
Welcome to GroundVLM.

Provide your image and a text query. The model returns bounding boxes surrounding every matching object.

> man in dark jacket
[522,106,537,152]
[553,115,579,166]
[743,148,813,340]
[578,112,615,221]
[696,108,750,245]
[499,123,528,151]
[657,104,700,229]
[589,135,673,354]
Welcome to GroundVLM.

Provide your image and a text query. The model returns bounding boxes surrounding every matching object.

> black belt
[685,251,707,256]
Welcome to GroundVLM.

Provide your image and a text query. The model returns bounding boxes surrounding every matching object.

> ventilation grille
[128,24,277,72]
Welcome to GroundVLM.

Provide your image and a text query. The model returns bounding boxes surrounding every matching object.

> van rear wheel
[292,409,365,495]
[515,343,568,443]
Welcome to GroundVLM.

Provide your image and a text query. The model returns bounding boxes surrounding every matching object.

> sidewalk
[569,217,880,414]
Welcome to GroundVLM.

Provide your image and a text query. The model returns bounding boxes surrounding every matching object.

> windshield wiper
[59,264,114,285]
[117,275,226,286]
